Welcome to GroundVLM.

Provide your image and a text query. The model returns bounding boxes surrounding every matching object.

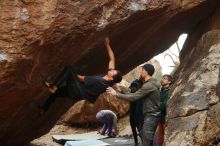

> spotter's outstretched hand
[106,87,116,95]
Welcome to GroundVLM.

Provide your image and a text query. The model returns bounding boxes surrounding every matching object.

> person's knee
[143,138,153,146]
[145,132,154,140]
[142,128,155,143]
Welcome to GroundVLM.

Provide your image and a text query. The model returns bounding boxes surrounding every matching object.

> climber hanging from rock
[38,37,122,115]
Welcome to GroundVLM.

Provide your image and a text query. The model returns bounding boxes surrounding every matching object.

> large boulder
[61,93,129,124]
[166,31,220,145]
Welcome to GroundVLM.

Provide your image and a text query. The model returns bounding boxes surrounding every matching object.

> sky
[153,34,188,74]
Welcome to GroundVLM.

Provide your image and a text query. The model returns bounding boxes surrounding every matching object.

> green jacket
[116,78,161,117]
[160,86,171,117]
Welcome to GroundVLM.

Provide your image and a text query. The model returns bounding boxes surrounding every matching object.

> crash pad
[52,131,108,143]
[102,136,141,146]
[64,139,110,146]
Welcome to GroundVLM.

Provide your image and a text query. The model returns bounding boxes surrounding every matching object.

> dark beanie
[142,64,155,76]
[129,79,142,89]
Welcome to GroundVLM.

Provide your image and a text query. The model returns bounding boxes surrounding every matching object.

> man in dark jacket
[128,79,144,145]
[107,64,161,146]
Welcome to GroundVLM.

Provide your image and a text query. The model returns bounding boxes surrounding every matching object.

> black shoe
[107,132,116,138]
[44,81,53,88]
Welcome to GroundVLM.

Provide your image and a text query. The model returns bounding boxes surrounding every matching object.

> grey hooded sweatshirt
[116,78,161,117]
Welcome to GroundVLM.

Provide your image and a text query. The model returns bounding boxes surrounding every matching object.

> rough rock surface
[165,5,220,145]
[0,0,220,145]
[166,31,220,146]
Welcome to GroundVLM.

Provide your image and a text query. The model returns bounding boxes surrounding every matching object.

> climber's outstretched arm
[104,37,115,70]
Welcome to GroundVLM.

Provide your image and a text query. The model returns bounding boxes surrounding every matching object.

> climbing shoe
[44,81,53,88]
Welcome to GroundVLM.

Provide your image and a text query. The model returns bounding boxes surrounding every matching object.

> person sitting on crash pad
[96,110,118,137]
[38,37,122,115]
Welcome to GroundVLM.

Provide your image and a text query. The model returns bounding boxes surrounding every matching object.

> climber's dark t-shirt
[79,76,112,103]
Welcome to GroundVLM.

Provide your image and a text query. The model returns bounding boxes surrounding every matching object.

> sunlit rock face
[166,31,220,146]
[0,0,219,145]
[166,15,220,146]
